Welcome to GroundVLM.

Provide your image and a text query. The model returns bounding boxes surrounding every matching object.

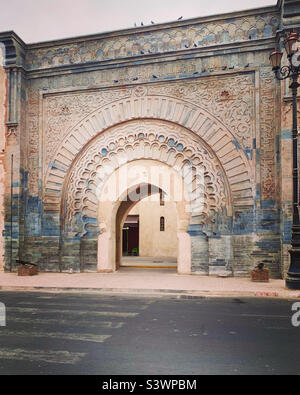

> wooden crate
[17,265,38,276]
[251,268,269,282]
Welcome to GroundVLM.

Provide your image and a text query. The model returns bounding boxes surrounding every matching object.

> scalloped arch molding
[62,120,230,235]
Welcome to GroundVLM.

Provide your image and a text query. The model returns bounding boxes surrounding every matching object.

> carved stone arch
[44,95,253,215]
[61,120,233,239]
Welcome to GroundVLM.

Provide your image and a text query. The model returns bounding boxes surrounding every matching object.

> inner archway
[121,191,178,268]
[115,183,177,269]
[97,159,192,274]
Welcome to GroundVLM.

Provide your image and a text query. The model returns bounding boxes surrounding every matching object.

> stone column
[190,228,209,275]
[177,232,191,274]
[97,231,114,273]
[0,45,6,270]
[209,235,233,276]
[60,232,81,273]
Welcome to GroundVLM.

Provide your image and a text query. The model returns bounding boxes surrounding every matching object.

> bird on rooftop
[178,16,183,20]
[151,21,155,24]
[141,22,144,26]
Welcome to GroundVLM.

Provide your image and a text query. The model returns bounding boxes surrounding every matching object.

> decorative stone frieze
[25,12,279,71]
[260,69,277,201]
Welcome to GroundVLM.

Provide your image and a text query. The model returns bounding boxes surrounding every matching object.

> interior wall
[129,197,178,258]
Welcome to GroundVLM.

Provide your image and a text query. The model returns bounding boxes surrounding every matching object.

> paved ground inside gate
[121,256,177,268]
[0,266,300,299]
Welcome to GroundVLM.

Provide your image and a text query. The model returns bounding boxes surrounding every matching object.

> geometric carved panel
[44,92,254,216]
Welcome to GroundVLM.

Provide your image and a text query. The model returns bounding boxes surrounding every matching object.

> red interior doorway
[122,215,139,256]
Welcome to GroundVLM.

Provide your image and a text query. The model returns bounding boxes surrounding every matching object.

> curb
[0,285,300,299]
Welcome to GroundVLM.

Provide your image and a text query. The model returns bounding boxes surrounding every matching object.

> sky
[0,0,278,43]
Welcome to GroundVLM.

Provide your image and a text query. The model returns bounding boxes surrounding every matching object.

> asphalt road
[0,292,299,375]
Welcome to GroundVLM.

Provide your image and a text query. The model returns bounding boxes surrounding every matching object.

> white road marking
[37,296,53,299]
[31,298,155,310]
[16,301,145,310]
[0,348,86,364]
[0,330,112,343]
[6,317,124,328]
[7,307,138,318]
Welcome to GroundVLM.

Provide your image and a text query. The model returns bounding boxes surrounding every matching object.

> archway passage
[119,188,178,269]
[97,160,192,274]
[115,184,165,269]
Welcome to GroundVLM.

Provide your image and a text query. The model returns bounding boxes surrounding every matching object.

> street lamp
[270,32,300,290]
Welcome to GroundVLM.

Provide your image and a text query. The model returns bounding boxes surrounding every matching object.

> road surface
[0,292,299,375]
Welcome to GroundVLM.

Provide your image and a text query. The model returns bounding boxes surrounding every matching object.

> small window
[160,191,165,206]
[160,216,165,232]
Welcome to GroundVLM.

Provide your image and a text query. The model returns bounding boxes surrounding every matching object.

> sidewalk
[0,267,300,299]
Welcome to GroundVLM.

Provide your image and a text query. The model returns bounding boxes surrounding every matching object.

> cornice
[0,31,26,49]
[0,4,280,72]
[25,37,276,79]
[24,4,279,50]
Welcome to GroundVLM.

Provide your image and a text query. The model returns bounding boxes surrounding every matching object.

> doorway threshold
[121,256,177,269]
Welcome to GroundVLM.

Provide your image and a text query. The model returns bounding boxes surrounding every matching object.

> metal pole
[10,154,13,272]
[287,72,300,289]
[127,228,129,256]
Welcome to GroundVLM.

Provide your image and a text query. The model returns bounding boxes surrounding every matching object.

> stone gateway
[0,0,299,279]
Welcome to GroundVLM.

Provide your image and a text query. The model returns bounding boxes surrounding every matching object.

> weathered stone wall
[0,2,293,278]
[27,66,277,274]
[280,79,300,277]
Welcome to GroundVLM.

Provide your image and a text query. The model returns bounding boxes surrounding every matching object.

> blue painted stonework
[0,0,296,278]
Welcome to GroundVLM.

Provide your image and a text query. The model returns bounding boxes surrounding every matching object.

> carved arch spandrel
[43,75,254,169]
[44,95,254,216]
[58,119,253,238]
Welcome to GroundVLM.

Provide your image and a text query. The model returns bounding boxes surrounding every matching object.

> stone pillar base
[177,232,191,274]
[97,269,114,273]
